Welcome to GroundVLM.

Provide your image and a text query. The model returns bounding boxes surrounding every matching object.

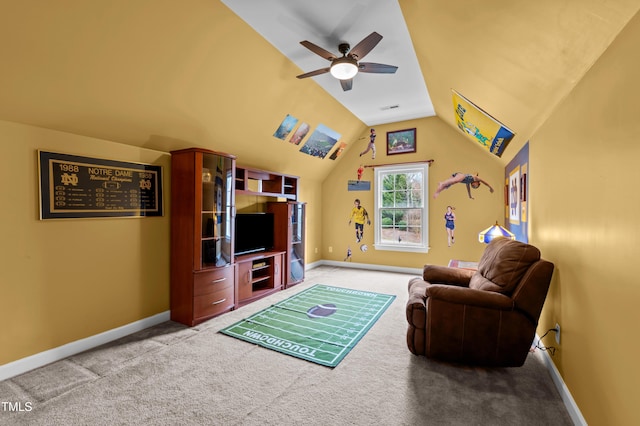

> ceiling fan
[296,31,398,91]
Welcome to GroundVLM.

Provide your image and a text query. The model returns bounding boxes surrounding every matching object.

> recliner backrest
[511,259,555,323]
[469,238,541,295]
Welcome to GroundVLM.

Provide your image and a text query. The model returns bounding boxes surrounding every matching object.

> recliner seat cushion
[469,238,541,294]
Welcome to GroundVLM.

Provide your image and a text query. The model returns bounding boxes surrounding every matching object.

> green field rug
[219,284,396,367]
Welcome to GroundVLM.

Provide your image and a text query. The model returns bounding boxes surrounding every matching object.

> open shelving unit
[235,166,298,200]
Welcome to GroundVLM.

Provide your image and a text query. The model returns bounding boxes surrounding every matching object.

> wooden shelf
[235,166,298,200]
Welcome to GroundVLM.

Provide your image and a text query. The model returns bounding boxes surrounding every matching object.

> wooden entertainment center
[169,148,305,326]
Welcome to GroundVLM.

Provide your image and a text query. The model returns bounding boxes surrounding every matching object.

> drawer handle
[209,277,227,284]
[211,298,227,305]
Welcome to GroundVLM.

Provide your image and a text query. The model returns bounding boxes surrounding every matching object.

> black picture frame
[38,150,164,219]
[386,128,417,155]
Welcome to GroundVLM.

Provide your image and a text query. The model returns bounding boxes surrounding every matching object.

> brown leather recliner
[406,238,554,367]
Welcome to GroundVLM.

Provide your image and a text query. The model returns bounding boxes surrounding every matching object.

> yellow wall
[0,0,365,185]
[530,12,640,425]
[322,116,504,268]
[0,121,170,364]
[0,120,329,366]
[0,1,360,366]
[0,111,505,366]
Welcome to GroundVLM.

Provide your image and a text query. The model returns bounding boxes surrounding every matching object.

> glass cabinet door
[289,203,305,282]
[201,154,234,268]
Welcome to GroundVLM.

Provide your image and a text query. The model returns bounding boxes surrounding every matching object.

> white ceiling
[221,0,435,126]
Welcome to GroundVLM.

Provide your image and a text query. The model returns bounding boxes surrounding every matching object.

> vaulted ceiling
[221,0,436,126]
[0,1,638,176]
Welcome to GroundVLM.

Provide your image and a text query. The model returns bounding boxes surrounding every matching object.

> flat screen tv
[234,212,274,256]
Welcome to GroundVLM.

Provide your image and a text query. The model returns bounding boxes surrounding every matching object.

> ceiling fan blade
[358,62,398,74]
[300,40,337,61]
[340,78,353,91]
[348,31,383,60]
[296,67,331,79]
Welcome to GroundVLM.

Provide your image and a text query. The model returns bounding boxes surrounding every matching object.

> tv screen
[234,213,274,256]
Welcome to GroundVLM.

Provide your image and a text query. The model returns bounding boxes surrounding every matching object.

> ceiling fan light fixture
[330,58,358,80]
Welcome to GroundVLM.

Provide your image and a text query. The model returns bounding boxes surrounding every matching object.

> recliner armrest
[423,265,474,286]
[426,284,514,310]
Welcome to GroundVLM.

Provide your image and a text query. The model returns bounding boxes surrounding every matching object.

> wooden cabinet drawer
[193,284,234,319]
[193,266,234,297]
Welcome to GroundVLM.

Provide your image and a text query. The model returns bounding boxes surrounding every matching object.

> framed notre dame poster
[38,150,163,219]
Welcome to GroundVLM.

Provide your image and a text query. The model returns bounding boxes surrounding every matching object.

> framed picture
[386,128,416,155]
[38,150,163,219]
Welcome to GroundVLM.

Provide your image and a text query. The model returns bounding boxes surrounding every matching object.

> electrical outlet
[554,323,561,344]
[328,246,333,253]
[314,247,318,254]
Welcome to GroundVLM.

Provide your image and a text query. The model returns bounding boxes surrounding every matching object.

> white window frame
[373,163,429,253]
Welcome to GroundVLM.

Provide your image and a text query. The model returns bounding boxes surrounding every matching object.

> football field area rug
[219,284,396,367]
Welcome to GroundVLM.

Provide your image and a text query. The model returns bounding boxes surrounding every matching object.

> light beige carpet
[0,266,573,425]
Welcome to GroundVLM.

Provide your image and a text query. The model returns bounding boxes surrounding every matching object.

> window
[374,163,429,252]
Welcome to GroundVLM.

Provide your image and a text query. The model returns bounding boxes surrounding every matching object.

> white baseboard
[304,260,324,270]
[533,335,586,425]
[0,311,170,381]
[308,259,423,276]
